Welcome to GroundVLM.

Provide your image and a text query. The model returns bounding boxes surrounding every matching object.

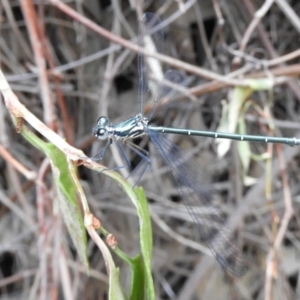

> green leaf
[129,255,146,300]
[251,152,271,161]
[237,118,251,175]
[22,128,129,299]
[90,165,155,299]
[111,187,154,299]
[109,268,126,300]
[22,129,88,270]
[132,187,154,300]
[47,145,88,270]
[216,78,274,157]
[237,118,257,186]
[114,247,145,299]
[216,87,252,157]
[245,78,274,91]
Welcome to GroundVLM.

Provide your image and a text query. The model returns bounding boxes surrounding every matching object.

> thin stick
[49,0,249,87]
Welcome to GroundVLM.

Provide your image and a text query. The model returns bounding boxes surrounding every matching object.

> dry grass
[1,0,300,299]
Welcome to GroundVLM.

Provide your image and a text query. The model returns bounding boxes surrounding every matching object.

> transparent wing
[148,130,248,276]
[138,14,190,117]
[147,69,189,121]
[138,12,164,114]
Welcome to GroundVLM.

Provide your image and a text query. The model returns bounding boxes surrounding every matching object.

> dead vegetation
[1,0,300,299]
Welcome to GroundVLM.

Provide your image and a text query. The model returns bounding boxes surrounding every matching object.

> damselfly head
[93,116,109,140]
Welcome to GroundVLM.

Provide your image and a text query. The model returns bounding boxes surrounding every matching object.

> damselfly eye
[97,116,109,127]
[96,128,108,140]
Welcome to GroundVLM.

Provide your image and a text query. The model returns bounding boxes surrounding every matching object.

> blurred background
[1,0,300,299]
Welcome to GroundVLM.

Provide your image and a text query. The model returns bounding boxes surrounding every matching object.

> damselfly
[92,13,297,276]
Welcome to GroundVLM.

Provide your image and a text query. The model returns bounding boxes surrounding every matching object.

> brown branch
[0,70,84,161]
[265,144,294,300]
[190,64,300,97]
[49,0,250,87]
[19,0,56,129]
[241,0,300,101]
[0,143,36,180]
